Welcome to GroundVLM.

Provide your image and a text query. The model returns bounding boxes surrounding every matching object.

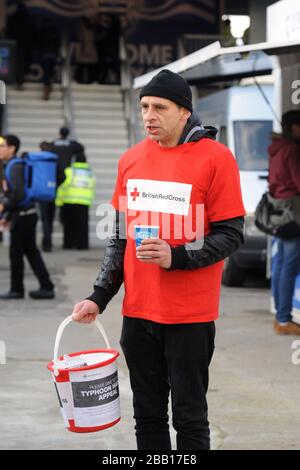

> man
[72,70,245,450]
[38,141,57,252]
[55,152,95,250]
[269,110,300,335]
[52,126,83,185]
[0,134,55,299]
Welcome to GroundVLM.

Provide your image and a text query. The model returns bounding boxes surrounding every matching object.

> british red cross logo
[130,187,140,201]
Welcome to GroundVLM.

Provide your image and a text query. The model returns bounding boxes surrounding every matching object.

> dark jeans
[42,54,56,86]
[61,204,89,250]
[120,316,215,450]
[39,201,56,250]
[10,213,54,293]
[272,236,300,323]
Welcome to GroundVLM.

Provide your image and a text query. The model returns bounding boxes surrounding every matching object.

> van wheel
[222,257,246,287]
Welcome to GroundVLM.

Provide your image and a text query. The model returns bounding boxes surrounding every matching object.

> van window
[233,120,272,171]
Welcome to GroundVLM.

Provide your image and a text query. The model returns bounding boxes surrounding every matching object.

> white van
[196,84,274,286]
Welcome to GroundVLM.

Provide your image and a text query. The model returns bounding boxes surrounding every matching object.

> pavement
[0,242,299,450]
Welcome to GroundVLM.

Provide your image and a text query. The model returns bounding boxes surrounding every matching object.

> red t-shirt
[111,137,245,324]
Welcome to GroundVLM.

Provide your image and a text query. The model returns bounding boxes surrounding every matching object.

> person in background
[93,13,121,84]
[55,152,95,250]
[71,70,245,450]
[38,141,57,252]
[75,17,98,84]
[5,1,36,89]
[0,134,55,299]
[52,126,83,184]
[39,16,61,100]
[269,110,300,335]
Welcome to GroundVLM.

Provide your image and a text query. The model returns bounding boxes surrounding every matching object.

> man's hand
[136,238,172,269]
[72,300,100,323]
[0,204,4,213]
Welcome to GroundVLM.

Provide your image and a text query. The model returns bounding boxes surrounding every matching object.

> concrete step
[93,188,115,196]
[89,154,120,165]
[71,93,122,102]
[20,136,127,146]
[76,128,127,137]
[92,167,118,175]
[78,150,122,157]
[7,128,61,137]
[75,119,126,129]
[19,148,122,156]
[73,101,123,110]
[89,163,119,171]
[12,82,61,91]
[8,108,62,117]
[78,144,127,152]
[7,91,62,100]
[73,110,124,118]
[90,163,119,171]
[71,83,121,92]
[7,99,62,108]
[93,179,116,188]
[8,117,66,127]
[90,188,116,197]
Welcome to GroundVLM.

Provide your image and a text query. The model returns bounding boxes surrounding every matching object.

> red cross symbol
[130,187,140,201]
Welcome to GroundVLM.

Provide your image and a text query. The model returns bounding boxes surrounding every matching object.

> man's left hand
[136,238,172,269]
[0,204,4,213]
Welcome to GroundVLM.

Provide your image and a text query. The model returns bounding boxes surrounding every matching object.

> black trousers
[61,204,89,250]
[39,201,56,250]
[10,213,54,293]
[120,316,215,450]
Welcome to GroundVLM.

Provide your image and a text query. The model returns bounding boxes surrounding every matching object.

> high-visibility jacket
[55,162,96,207]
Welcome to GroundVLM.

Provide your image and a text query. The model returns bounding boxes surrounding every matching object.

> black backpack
[255,192,300,239]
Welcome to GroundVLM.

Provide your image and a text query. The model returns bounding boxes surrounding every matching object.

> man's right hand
[72,300,100,324]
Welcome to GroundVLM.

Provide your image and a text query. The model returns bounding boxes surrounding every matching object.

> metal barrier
[60,34,76,139]
[120,36,142,147]
[0,80,7,135]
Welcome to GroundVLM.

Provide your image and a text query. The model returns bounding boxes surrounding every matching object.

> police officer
[52,127,83,185]
[0,134,55,299]
[55,153,95,250]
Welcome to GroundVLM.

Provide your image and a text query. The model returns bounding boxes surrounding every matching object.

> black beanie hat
[139,69,193,113]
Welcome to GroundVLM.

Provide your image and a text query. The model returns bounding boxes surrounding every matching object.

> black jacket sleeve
[169,216,244,270]
[87,213,244,312]
[87,211,126,312]
[1,164,25,213]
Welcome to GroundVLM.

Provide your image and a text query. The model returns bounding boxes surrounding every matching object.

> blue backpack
[5,151,58,207]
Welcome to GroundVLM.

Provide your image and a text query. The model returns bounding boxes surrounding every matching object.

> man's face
[140,96,191,148]
[0,139,14,161]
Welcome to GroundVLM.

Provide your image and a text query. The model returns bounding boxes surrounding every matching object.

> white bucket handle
[53,315,111,377]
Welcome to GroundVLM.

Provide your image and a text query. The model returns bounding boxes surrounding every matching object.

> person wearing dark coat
[269,110,300,336]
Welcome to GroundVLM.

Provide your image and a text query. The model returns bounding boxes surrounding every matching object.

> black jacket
[0,158,34,222]
[88,112,244,312]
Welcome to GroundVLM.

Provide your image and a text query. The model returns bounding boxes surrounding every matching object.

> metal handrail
[60,34,76,139]
[120,36,140,147]
[0,80,8,134]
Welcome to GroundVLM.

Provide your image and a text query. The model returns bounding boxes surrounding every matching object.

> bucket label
[69,363,121,428]
[71,371,119,408]
[53,378,74,426]
[54,382,63,408]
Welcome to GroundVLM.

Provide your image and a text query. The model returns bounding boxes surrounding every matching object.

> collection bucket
[47,315,120,433]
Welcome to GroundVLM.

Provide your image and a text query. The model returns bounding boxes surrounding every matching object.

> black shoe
[0,290,24,299]
[29,288,55,300]
[42,245,52,253]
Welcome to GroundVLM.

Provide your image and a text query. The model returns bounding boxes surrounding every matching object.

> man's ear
[181,108,191,121]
